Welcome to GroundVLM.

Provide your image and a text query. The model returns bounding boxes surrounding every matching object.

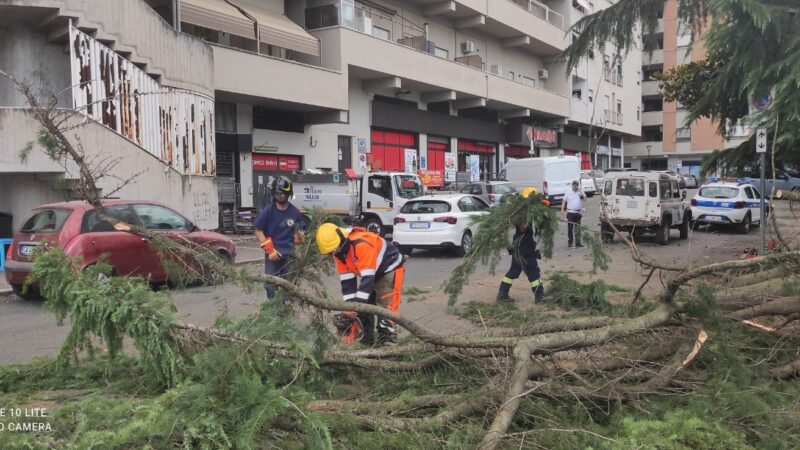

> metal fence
[69,24,215,176]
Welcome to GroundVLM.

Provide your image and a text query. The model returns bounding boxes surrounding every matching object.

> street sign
[357,137,367,153]
[753,93,772,111]
[756,127,768,153]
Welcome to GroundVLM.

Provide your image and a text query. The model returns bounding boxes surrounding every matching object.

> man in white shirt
[560,180,586,248]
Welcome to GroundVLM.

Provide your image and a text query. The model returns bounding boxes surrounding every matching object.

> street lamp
[646,144,652,170]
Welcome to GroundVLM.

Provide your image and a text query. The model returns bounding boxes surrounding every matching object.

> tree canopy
[563,0,800,174]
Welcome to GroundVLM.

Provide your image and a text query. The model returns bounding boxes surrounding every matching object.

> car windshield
[699,186,739,199]
[615,179,645,196]
[20,208,72,233]
[491,184,515,194]
[394,175,424,199]
[400,200,451,214]
[580,173,591,180]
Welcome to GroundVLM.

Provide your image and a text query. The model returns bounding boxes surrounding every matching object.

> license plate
[552,195,563,200]
[410,222,430,229]
[627,201,638,208]
[705,215,724,222]
[20,245,35,256]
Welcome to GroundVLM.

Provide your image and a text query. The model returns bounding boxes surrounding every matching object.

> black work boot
[533,284,545,303]
[497,281,514,303]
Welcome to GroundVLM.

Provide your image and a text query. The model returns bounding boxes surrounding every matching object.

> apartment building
[624,0,747,178]
[562,0,642,171]
[0,0,642,233]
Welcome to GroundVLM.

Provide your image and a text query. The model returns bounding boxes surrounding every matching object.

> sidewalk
[0,274,10,295]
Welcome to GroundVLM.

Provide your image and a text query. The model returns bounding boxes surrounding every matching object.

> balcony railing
[508,0,565,30]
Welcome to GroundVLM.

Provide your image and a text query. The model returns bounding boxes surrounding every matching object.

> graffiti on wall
[69,25,215,176]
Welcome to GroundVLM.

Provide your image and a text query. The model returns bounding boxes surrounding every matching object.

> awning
[180,0,256,41]
[575,0,591,10]
[179,0,320,57]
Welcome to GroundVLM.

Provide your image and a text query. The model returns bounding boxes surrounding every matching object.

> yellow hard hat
[316,223,349,255]
[521,187,538,198]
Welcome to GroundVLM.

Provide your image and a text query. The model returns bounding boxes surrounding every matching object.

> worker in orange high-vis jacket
[316,223,405,345]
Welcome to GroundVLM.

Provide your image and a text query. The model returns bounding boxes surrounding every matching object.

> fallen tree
[4,59,800,449]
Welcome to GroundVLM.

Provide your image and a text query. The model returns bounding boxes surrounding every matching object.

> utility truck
[502,156,581,205]
[290,171,424,236]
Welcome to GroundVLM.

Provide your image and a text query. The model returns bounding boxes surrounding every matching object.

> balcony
[625,141,663,157]
[487,73,569,117]
[643,49,664,66]
[487,0,568,54]
[504,0,565,30]
[213,45,348,111]
[570,98,590,124]
[323,27,568,118]
[642,80,660,97]
[642,111,663,127]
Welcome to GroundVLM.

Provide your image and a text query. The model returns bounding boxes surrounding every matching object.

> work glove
[293,231,305,244]
[261,238,282,261]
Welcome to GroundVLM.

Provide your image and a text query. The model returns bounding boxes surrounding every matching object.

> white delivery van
[504,156,581,205]
[290,171,424,236]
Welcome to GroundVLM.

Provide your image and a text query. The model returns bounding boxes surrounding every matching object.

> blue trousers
[264,255,291,299]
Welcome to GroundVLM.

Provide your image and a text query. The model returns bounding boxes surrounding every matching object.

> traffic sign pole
[756,127,767,255]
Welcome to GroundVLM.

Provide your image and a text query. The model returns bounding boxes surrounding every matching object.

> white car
[580,171,603,197]
[392,194,490,256]
[691,182,767,233]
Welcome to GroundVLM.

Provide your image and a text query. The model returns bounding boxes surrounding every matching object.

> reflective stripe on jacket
[336,230,402,302]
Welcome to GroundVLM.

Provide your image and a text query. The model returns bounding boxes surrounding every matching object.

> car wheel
[363,216,385,236]
[455,231,473,257]
[398,245,414,256]
[11,283,41,301]
[679,213,691,239]
[601,224,615,243]
[203,251,232,285]
[737,213,752,234]
[655,219,669,245]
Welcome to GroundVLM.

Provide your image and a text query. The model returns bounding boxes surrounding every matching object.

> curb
[234,258,262,267]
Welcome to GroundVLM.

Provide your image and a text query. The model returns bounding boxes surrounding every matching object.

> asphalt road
[0,190,764,365]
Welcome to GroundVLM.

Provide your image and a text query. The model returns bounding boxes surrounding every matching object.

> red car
[4,200,236,300]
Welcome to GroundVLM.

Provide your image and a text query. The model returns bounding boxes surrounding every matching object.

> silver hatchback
[460,181,517,207]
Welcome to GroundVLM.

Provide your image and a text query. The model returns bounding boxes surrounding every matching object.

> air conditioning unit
[356,16,373,34]
[461,40,475,54]
[538,69,550,80]
[490,64,504,76]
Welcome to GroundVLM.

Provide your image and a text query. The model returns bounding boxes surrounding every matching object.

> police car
[690,180,767,233]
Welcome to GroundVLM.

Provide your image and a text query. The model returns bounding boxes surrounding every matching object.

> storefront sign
[252,154,302,172]
[420,155,428,170]
[469,155,480,182]
[527,126,558,145]
[418,170,444,187]
[596,145,610,155]
[444,153,456,182]
[611,147,623,156]
[404,148,417,174]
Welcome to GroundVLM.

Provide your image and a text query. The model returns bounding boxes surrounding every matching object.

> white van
[503,156,581,205]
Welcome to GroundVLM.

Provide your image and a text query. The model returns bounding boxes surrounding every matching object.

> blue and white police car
[690,180,767,234]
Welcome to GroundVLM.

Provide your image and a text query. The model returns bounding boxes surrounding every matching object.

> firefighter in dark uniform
[496,187,545,304]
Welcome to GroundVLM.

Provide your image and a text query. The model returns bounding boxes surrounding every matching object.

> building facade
[1,0,643,234]
[624,0,747,177]
[0,0,219,231]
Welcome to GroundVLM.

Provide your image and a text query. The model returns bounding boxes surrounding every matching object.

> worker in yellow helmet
[497,187,545,303]
[316,223,405,345]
